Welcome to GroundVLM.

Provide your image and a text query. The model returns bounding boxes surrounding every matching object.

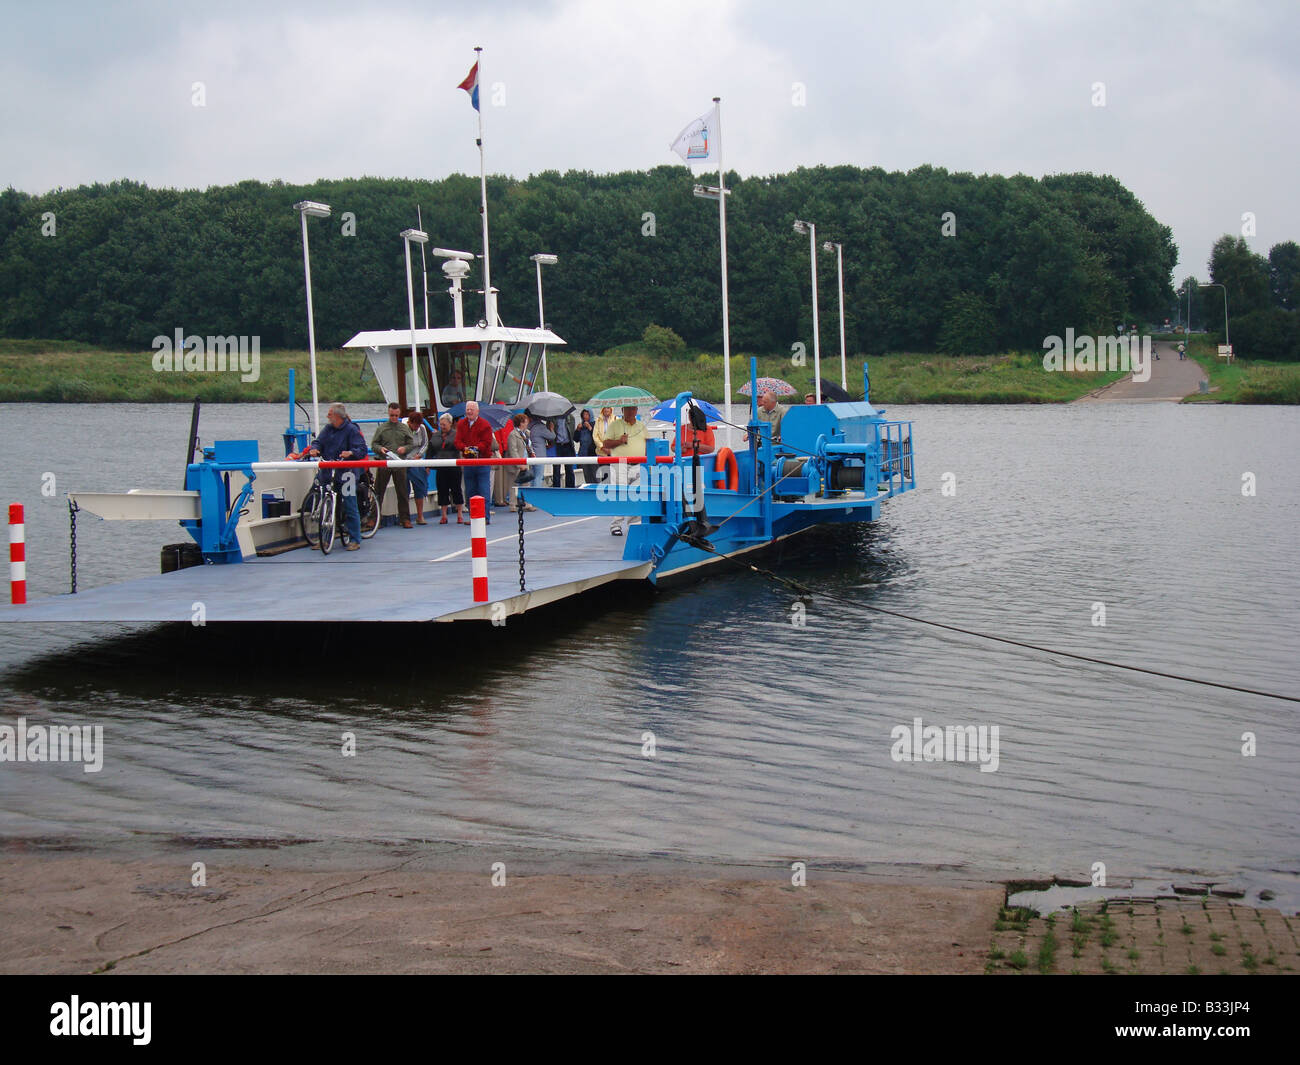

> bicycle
[300,468,379,554]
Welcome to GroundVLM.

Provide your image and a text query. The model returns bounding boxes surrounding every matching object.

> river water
[1,402,1297,900]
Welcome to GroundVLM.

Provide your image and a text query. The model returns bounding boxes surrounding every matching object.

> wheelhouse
[341,326,565,412]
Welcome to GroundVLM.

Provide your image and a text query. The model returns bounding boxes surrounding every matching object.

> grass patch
[1036,927,1059,974]
[0,339,1129,405]
[1169,334,1300,404]
[995,906,1035,932]
[1007,949,1028,971]
[861,351,1124,403]
[1098,914,1117,949]
[1211,942,1227,957]
[0,343,387,405]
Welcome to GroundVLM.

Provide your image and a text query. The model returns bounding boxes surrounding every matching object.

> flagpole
[417,205,430,329]
[474,46,494,326]
[715,97,732,431]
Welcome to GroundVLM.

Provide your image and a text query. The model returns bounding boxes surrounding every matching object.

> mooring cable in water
[680,535,1300,705]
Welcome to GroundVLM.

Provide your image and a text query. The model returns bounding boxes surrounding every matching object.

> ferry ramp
[0,512,651,625]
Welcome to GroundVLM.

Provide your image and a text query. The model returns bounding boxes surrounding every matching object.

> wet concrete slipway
[1,400,1297,971]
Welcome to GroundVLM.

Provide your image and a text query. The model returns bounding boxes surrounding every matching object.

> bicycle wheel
[358,482,379,539]
[319,489,337,554]
[300,485,323,546]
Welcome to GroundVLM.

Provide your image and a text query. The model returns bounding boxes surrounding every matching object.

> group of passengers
[294,390,791,548]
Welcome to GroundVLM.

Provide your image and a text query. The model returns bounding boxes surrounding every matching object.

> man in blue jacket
[305,401,367,548]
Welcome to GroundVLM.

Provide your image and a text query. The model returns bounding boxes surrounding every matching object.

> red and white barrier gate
[469,495,488,603]
[9,503,26,605]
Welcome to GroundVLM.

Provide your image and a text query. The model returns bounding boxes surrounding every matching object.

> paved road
[1075,340,1208,403]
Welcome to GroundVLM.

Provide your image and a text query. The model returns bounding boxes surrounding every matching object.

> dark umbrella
[817,378,855,403]
[522,391,575,418]
[444,401,512,429]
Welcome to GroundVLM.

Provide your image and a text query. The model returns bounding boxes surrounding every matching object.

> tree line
[0,165,1180,358]
[1178,236,1300,361]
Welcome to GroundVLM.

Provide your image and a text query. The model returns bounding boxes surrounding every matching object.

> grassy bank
[0,339,1125,405]
[0,339,385,404]
[1154,334,1300,404]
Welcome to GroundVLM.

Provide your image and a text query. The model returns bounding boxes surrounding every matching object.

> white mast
[715,97,732,430]
[683,101,733,430]
[417,205,430,328]
[472,46,495,325]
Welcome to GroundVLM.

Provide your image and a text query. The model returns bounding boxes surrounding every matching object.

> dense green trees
[1,165,1178,357]
[1200,236,1300,360]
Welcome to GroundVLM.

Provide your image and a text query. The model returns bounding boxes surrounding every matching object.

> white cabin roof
[342,325,566,349]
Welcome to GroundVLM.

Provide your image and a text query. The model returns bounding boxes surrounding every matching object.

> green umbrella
[586,385,660,408]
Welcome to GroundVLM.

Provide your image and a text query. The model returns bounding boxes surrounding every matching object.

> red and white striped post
[9,503,26,605]
[469,495,488,603]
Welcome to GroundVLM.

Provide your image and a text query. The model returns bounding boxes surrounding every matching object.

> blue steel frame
[517,358,915,581]
[184,359,914,571]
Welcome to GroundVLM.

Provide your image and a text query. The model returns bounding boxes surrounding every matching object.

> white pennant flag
[669,105,720,165]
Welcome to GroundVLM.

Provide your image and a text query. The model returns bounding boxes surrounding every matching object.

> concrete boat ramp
[0,512,652,625]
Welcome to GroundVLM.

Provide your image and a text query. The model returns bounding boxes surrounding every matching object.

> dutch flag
[458,61,480,112]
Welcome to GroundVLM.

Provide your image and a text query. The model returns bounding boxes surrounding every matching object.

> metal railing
[875,421,915,497]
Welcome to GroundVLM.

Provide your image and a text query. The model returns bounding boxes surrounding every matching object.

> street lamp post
[294,200,331,434]
[401,228,429,410]
[793,219,821,403]
[531,253,558,391]
[823,240,846,393]
[692,181,733,427]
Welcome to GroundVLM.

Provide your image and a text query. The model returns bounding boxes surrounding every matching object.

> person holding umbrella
[525,391,576,487]
[552,410,576,488]
[600,405,646,536]
[746,390,788,445]
[653,398,722,456]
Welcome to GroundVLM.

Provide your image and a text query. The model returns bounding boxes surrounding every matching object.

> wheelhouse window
[486,341,530,405]
[432,342,480,409]
[521,343,546,396]
[394,346,435,413]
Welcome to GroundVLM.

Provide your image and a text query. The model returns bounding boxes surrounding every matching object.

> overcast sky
[3,0,1297,281]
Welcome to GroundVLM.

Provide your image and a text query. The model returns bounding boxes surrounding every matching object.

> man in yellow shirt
[600,405,645,535]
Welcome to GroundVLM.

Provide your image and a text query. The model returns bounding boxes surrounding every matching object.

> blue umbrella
[443,402,512,429]
[649,397,725,424]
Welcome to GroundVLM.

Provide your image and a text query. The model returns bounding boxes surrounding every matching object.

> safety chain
[68,497,79,594]
[518,501,527,592]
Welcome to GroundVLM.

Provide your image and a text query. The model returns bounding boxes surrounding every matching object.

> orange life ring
[714,447,739,491]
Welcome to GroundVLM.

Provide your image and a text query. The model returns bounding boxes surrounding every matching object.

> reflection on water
[0,403,1297,898]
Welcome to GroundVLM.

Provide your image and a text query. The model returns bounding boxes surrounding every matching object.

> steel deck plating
[0,511,650,625]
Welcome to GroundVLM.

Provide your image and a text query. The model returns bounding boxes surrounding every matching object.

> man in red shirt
[455,401,496,525]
